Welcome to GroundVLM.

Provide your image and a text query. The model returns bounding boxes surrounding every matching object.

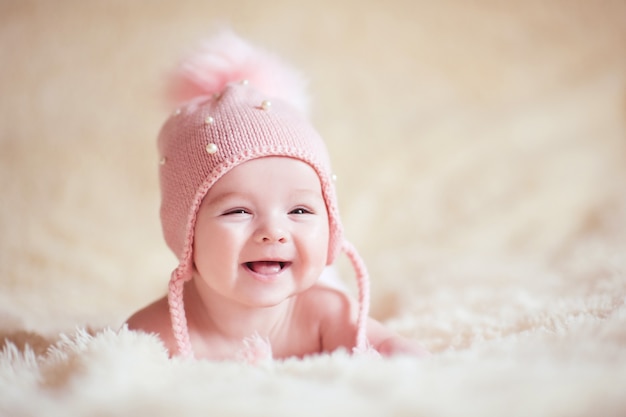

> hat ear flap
[341,240,371,353]
[168,268,193,358]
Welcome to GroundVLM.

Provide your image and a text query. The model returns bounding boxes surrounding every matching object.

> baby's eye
[223,208,250,215]
[290,207,312,215]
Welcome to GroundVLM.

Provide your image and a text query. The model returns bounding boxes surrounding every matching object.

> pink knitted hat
[158,31,370,358]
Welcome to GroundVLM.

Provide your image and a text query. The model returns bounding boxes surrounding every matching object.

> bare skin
[127,280,429,359]
[127,157,428,360]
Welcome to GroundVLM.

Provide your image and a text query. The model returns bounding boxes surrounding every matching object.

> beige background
[1,0,625,340]
[2,2,626,415]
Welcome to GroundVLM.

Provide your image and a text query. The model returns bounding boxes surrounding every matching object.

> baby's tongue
[248,261,281,274]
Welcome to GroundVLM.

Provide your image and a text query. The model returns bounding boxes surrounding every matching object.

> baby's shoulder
[294,284,358,352]
[296,284,355,321]
[125,296,176,355]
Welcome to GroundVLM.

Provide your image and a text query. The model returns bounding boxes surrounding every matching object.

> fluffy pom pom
[168,30,309,115]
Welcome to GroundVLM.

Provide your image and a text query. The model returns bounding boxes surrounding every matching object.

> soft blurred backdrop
[1,0,625,344]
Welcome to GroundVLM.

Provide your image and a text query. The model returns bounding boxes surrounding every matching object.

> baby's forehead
[240,155,312,168]
[218,156,319,179]
[204,156,324,199]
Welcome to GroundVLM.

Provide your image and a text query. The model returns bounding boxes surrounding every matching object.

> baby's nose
[254,217,288,244]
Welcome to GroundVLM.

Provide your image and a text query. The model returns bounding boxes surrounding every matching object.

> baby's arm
[314,286,429,357]
[365,318,430,357]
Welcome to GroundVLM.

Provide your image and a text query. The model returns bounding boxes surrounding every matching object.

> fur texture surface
[1,1,625,416]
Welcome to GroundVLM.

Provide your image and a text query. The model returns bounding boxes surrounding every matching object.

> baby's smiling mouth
[244,261,291,275]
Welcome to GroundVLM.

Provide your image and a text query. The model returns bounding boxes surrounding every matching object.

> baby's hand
[376,336,431,357]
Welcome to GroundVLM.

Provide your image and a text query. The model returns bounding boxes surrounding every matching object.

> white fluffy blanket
[1,1,625,416]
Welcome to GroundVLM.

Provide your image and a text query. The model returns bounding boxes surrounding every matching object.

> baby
[126,31,428,362]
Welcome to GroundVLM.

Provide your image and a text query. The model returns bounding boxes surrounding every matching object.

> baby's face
[192,156,330,307]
